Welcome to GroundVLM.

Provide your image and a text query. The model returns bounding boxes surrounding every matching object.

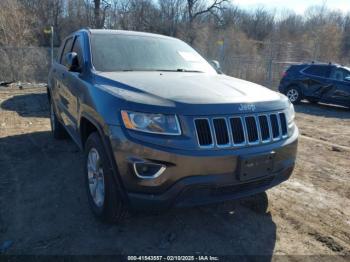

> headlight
[285,101,295,136]
[286,101,295,125]
[121,110,181,135]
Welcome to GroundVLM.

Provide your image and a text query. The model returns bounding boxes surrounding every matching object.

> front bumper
[108,125,298,210]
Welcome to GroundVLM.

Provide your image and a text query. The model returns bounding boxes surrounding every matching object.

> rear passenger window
[60,37,74,66]
[304,65,331,78]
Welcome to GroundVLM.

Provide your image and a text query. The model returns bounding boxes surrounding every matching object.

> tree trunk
[94,0,102,28]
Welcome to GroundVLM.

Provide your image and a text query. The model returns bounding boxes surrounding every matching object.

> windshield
[90,33,216,74]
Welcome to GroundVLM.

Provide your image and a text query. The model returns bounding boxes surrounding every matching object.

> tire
[285,86,302,104]
[84,132,127,223]
[239,192,268,214]
[49,101,67,139]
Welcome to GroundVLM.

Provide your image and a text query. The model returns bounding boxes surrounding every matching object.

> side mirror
[65,52,80,72]
[210,60,223,74]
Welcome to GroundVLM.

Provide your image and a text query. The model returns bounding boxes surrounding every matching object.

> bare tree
[2,0,350,83]
[341,14,350,63]
[92,0,111,28]
[0,0,37,81]
[241,7,275,41]
[159,0,186,36]
[187,0,227,23]
[185,0,228,43]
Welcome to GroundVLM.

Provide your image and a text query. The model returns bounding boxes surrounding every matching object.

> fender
[79,112,129,204]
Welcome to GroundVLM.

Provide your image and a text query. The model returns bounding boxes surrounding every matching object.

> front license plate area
[238,152,275,181]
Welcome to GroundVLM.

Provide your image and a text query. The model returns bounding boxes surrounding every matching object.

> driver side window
[60,37,73,67]
[72,36,83,70]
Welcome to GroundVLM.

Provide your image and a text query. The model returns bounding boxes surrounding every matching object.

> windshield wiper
[120,69,204,73]
[155,69,204,73]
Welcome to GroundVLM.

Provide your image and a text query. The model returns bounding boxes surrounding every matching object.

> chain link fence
[0,42,316,90]
[0,47,58,83]
[214,40,320,90]
[221,57,299,90]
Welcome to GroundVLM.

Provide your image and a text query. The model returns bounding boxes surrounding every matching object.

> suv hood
[95,72,288,115]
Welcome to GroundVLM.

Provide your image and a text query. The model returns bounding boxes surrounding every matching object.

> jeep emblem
[239,104,256,112]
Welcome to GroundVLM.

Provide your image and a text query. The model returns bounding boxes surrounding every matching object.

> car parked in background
[279,63,350,108]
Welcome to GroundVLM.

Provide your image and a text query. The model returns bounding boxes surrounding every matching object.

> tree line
[1,0,350,82]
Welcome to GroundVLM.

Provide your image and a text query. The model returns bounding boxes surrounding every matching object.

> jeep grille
[194,112,288,148]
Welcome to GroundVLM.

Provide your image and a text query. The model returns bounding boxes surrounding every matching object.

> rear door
[301,65,332,100]
[49,41,65,112]
[55,36,80,138]
[54,37,74,125]
[328,67,350,106]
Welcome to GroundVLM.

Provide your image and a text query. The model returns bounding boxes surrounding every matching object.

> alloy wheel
[87,148,105,208]
[286,89,299,103]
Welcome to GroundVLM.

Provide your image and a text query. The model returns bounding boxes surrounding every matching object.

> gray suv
[48,29,298,222]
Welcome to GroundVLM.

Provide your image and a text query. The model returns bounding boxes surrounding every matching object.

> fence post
[51,26,54,65]
[266,41,274,89]
[268,58,273,89]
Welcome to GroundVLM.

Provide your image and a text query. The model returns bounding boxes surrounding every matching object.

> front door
[328,68,350,106]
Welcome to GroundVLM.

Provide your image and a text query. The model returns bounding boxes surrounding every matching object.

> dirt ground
[0,86,349,259]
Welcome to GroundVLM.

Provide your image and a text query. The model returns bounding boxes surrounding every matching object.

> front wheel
[84,132,127,223]
[285,86,302,104]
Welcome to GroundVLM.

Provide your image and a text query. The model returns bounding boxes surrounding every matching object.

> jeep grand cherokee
[48,29,298,222]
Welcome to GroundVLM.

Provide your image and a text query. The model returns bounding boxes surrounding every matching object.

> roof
[308,62,340,67]
[85,29,176,40]
[290,62,340,67]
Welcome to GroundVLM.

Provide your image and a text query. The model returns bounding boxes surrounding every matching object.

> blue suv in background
[279,63,350,107]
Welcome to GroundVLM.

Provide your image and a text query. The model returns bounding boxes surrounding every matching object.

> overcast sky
[231,0,350,14]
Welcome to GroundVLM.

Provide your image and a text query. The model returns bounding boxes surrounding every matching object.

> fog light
[133,162,166,179]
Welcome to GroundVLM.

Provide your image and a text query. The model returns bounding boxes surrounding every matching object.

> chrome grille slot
[213,118,230,146]
[230,117,245,145]
[194,119,213,146]
[258,115,270,141]
[279,113,288,137]
[270,114,280,139]
[194,112,288,149]
[244,116,259,143]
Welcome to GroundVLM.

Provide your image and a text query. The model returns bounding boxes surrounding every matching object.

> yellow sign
[43,28,52,34]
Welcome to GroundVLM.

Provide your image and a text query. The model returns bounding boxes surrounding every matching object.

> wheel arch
[285,83,304,96]
[47,87,52,101]
[80,115,100,149]
[79,114,128,202]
